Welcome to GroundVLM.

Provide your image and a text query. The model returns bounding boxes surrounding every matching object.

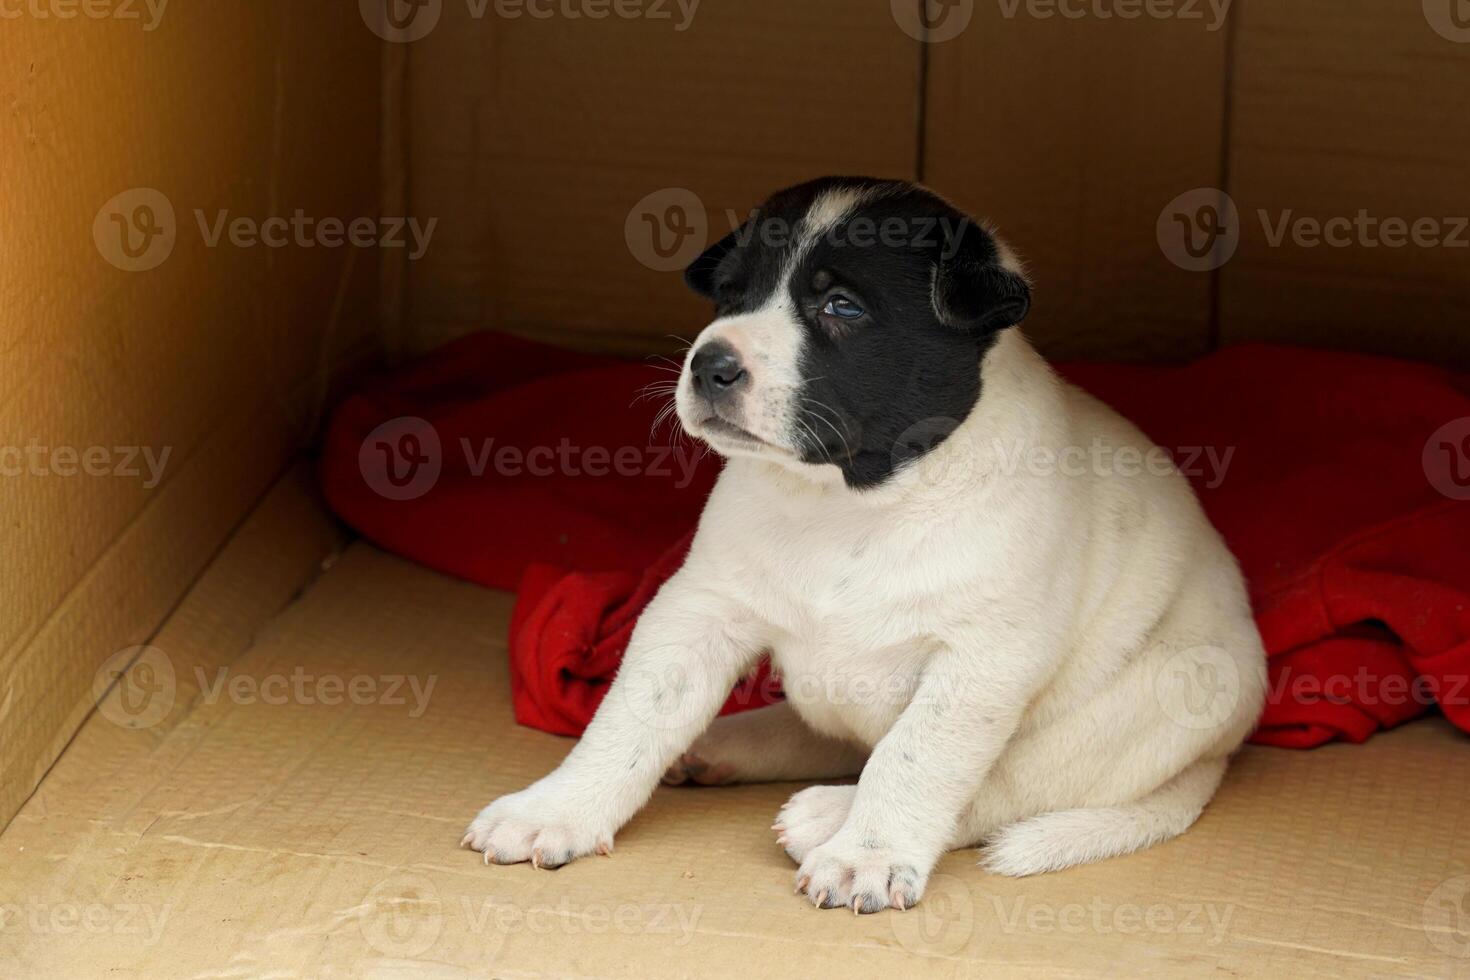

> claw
[796,874,810,894]
[890,889,907,912]
[815,889,828,907]
[596,840,613,856]
[852,897,861,915]
[482,849,491,866]
[460,832,473,848]
[531,848,542,869]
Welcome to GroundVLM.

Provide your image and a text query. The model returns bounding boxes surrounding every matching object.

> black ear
[932,221,1031,333]
[684,227,743,299]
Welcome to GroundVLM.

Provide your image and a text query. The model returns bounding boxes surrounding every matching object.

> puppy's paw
[462,788,613,870]
[772,784,855,864]
[795,835,930,914]
[661,751,737,787]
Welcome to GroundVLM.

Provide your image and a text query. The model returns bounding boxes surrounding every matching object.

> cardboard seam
[7,467,345,834]
[4,454,300,823]
[0,397,299,673]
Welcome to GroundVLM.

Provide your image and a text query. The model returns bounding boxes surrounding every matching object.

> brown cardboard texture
[0,3,379,832]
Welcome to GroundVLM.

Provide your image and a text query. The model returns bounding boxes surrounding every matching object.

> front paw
[462,788,614,870]
[795,835,930,914]
[773,784,855,863]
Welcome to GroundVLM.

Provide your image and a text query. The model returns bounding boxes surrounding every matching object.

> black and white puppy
[465,177,1266,913]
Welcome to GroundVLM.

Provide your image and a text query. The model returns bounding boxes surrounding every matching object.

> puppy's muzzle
[689,341,749,405]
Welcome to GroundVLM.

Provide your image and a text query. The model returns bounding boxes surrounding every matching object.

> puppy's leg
[980,756,1227,876]
[953,632,1259,871]
[795,638,1056,913]
[463,567,764,869]
[662,701,867,786]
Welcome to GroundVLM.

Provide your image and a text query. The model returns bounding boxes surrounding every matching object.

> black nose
[690,342,748,399]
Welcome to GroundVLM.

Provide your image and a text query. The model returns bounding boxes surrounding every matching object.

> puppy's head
[674,177,1030,489]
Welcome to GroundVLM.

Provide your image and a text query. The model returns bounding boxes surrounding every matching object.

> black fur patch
[685,176,1030,489]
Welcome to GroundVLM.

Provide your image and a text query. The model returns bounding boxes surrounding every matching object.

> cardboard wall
[400,1,1467,366]
[923,6,1230,362]
[1220,0,1470,366]
[0,4,380,831]
[404,0,922,357]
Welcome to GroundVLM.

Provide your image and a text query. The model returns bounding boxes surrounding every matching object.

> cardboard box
[3,1,1467,976]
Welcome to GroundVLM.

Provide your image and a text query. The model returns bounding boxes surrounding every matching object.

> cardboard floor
[2,485,1468,978]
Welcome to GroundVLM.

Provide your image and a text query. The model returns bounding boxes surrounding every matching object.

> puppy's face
[675,177,1031,489]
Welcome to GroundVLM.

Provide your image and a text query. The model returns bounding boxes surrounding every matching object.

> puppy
[465,177,1267,913]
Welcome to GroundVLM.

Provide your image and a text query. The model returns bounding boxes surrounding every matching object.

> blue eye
[822,295,865,319]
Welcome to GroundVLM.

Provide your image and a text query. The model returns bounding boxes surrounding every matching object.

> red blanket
[320,331,1470,749]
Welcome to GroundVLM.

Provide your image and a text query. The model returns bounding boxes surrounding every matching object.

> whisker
[649,398,679,439]
[632,381,679,408]
[793,414,830,463]
[802,398,853,461]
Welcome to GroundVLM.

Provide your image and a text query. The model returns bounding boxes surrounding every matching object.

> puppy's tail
[979,757,1227,877]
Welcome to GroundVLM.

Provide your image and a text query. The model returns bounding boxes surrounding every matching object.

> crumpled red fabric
[320,330,1470,748]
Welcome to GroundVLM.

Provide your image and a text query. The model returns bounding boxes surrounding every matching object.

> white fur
[465,297,1266,912]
